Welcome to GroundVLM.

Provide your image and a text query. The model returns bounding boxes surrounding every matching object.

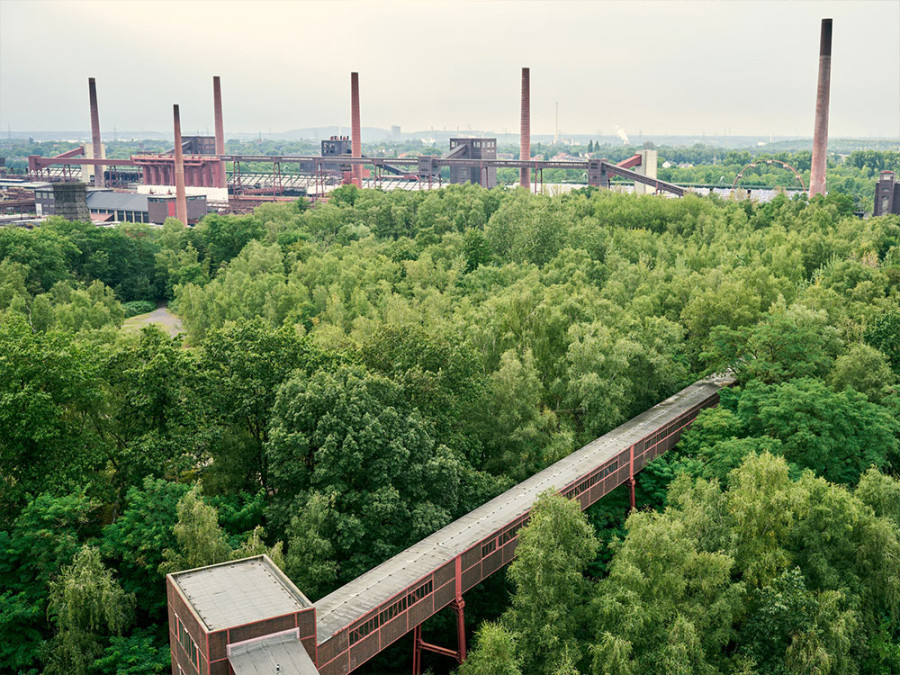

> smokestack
[809,18,832,198]
[351,72,362,188]
[520,67,530,189]
[173,105,188,225]
[88,77,104,188]
[213,76,226,188]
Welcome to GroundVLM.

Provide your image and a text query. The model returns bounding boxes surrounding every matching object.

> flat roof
[171,556,311,632]
[86,191,149,212]
[229,633,320,675]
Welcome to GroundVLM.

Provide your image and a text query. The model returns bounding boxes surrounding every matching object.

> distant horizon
[4,129,898,145]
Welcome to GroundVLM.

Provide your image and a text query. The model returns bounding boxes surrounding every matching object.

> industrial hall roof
[170,556,311,632]
[85,190,149,212]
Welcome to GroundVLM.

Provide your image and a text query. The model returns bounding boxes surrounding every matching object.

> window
[500,522,523,546]
[568,460,618,499]
[350,579,435,645]
[175,615,200,671]
[409,579,433,605]
[349,614,379,644]
[481,538,497,557]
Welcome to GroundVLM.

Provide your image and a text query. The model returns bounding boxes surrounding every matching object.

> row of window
[641,400,712,454]
[574,460,619,497]
[175,615,200,672]
[348,579,434,646]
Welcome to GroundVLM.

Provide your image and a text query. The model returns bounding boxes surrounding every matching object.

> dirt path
[122,306,184,338]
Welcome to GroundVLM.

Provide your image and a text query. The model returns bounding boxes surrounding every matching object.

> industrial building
[321,136,353,158]
[168,556,318,675]
[86,191,151,223]
[34,182,90,221]
[874,170,900,216]
[446,138,497,188]
[147,193,207,224]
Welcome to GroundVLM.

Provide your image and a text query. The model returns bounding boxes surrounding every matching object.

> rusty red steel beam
[617,153,642,170]
[53,146,86,160]
[30,156,136,169]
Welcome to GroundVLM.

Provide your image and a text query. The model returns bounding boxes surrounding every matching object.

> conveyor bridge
[167,375,731,675]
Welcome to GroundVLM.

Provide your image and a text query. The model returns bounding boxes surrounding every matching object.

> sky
[1,0,899,139]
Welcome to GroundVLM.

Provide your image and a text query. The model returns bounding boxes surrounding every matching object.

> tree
[284,492,339,601]
[99,326,208,496]
[503,492,597,673]
[855,467,900,529]
[193,214,265,270]
[102,478,189,618]
[0,493,95,673]
[704,305,841,384]
[159,485,232,574]
[864,310,900,374]
[0,316,104,516]
[200,318,327,490]
[829,342,896,401]
[266,365,465,581]
[93,627,170,675]
[462,622,522,675]
[45,545,135,675]
[484,349,570,478]
[735,378,899,484]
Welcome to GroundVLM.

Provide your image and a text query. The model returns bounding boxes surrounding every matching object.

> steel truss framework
[29,153,686,197]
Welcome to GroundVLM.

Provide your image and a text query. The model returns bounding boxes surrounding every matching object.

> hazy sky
[1,0,898,139]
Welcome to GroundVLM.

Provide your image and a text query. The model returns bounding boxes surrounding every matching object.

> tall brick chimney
[520,67,530,189]
[173,105,188,224]
[88,77,104,188]
[351,72,362,188]
[213,76,226,189]
[809,18,833,198]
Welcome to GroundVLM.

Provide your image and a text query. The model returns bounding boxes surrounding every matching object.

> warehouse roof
[85,190,149,212]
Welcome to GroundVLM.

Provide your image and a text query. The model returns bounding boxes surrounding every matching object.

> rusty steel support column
[351,72,362,188]
[88,77,104,188]
[809,18,832,198]
[173,105,188,225]
[213,76,226,188]
[626,477,636,513]
[412,625,423,675]
[411,558,466,674]
[627,445,636,513]
[520,67,530,190]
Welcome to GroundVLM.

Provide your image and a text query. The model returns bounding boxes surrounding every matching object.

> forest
[1,182,899,674]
